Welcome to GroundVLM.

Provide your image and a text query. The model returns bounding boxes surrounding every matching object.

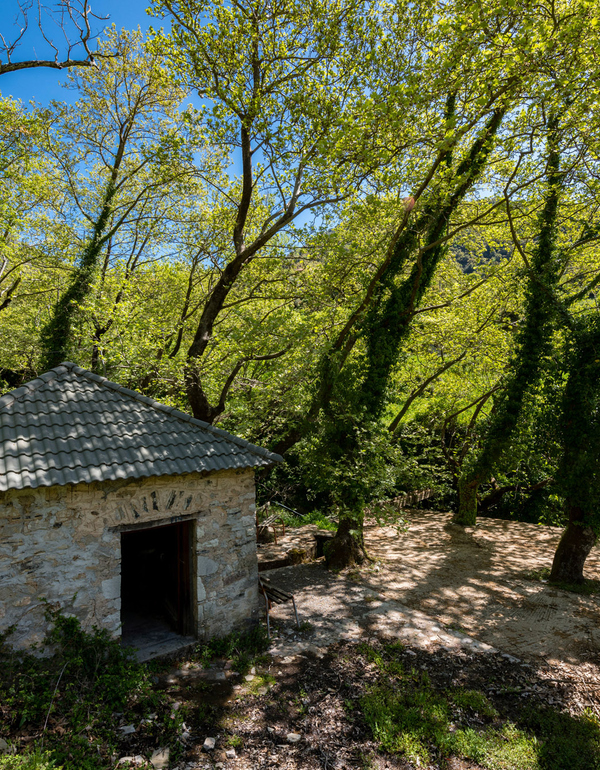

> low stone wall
[0,468,259,650]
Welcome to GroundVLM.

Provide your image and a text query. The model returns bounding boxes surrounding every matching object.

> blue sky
[0,0,158,104]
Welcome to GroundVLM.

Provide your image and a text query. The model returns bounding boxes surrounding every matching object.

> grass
[193,625,269,675]
[247,672,277,695]
[5,610,599,770]
[357,641,600,770]
[0,617,272,770]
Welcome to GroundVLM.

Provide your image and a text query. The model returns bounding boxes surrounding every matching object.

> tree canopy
[2,0,600,575]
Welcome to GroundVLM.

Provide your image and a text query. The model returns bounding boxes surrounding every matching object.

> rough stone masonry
[0,468,259,649]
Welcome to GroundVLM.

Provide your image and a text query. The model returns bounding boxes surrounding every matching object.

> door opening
[120,519,194,654]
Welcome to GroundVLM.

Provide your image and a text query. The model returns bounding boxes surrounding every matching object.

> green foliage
[457,114,564,523]
[294,401,403,520]
[0,609,183,770]
[520,707,600,769]
[362,674,536,768]
[3,1,600,557]
[393,419,455,501]
[36,28,206,371]
[258,504,338,532]
[452,689,499,719]
[0,749,61,770]
[360,102,506,420]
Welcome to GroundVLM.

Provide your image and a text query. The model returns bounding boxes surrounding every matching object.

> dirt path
[264,511,600,707]
[367,511,600,664]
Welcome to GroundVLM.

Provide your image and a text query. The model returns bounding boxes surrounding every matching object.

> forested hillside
[2,0,600,577]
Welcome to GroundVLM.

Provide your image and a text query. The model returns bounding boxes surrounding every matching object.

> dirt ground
[263,511,600,708]
[271,511,600,664]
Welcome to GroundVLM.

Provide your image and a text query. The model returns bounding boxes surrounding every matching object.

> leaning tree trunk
[550,316,600,583]
[454,114,562,526]
[550,505,597,584]
[322,106,508,566]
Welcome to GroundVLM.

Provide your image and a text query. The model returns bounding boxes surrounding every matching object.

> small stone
[225,748,236,758]
[203,737,216,752]
[150,748,170,769]
[244,674,254,682]
[257,686,268,696]
[287,733,301,743]
[266,727,275,734]
[0,739,8,753]
[119,725,136,735]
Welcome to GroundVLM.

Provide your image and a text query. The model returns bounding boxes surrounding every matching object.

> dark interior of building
[120,520,193,656]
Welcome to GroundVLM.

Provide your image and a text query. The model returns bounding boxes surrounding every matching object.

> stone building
[0,362,281,657]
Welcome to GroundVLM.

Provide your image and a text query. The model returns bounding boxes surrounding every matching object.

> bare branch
[0,0,110,76]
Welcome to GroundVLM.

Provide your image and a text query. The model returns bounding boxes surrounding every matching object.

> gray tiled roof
[0,362,282,491]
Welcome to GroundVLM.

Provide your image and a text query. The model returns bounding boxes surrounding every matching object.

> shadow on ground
[166,639,600,770]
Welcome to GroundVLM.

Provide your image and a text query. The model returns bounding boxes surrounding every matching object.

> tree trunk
[550,505,597,584]
[454,476,479,526]
[325,515,369,570]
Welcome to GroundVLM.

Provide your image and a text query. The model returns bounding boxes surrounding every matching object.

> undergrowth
[0,608,184,770]
[258,504,338,531]
[0,748,61,770]
[357,642,600,769]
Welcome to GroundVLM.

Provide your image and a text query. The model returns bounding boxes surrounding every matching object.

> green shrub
[0,609,183,770]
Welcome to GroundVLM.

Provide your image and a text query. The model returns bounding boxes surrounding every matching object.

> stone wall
[0,468,259,650]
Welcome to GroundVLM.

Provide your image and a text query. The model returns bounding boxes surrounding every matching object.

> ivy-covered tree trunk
[454,115,562,526]
[550,317,600,583]
[550,506,597,584]
[39,187,116,370]
[325,511,368,569]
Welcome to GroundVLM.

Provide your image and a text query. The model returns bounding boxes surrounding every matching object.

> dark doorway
[120,520,194,653]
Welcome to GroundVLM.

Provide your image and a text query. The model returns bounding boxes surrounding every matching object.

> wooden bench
[258,576,300,639]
